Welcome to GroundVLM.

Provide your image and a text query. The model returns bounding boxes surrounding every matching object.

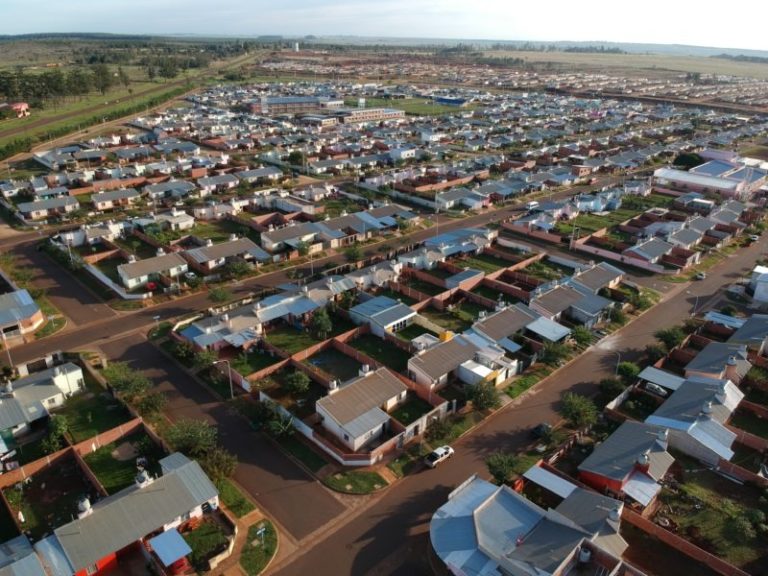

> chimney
[700,400,713,418]
[359,364,371,377]
[329,379,339,394]
[156,247,165,256]
[715,381,728,405]
[656,428,669,451]
[635,452,650,474]
[609,505,621,523]
[724,355,739,383]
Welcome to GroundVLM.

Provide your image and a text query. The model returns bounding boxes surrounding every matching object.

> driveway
[97,334,347,542]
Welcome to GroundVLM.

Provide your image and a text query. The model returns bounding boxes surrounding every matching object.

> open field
[483,50,768,79]
[343,97,478,116]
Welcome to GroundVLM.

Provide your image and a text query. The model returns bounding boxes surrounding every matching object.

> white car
[749,235,760,242]
[425,445,454,468]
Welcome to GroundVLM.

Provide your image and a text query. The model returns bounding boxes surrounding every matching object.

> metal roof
[54,453,217,573]
[117,252,187,281]
[525,317,571,342]
[184,237,269,264]
[523,466,576,499]
[638,366,686,392]
[622,471,662,507]
[149,529,191,567]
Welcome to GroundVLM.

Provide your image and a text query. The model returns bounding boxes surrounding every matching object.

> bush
[425,418,451,442]
[208,286,231,303]
[166,419,218,457]
[486,451,518,485]
[745,509,767,526]
[285,371,310,395]
[645,344,666,364]
[617,361,640,384]
[655,327,685,351]
[136,391,167,416]
[599,378,626,399]
[468,381,500,410]
[570,326,592,347]
[726,516,757,541]
[199,447,238,483]
[560,392,598,428]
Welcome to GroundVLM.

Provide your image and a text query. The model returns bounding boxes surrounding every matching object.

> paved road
[272,236,768,576]
[98,334,347,542]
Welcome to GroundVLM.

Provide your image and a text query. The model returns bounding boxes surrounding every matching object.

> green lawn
[658,462,768,569]
[185,519,229,571]
[730,410,768,439]
[462,253,511,273]
[265,325,321,354]
[322,471,388,494]
[427,411,485,446]
[348,334,411,372]
[95,257,125,284]
[15,435,48,465]
[420,308,473,333]
[230,351,282,377]
[54,377,132,443]
[278,435,328,473]
[387,443,431,478]
[83,431,164,494]
[520,260,568,281]
[304,348,362,382]
[507,366,553,399]
[403,278,445,296]
[343,96,478,116]
[397,323,437,341]
[472,284,512,303]
[240,521,278,576]
[215,478,255,518]
[376,288,417,305]
[391,395,433,426]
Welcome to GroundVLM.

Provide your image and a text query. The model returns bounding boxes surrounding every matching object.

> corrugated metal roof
[54,454,217,572]
[638,366,686,391]
[622,471,661,507]
[523,466,576,499]
[317,368,406,429]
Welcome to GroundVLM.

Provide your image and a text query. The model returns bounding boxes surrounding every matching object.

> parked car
[749,235,760,242]
[645,383,669,397]
[425,445,454,468]
[530,422,553,439]
[695,272,706,280]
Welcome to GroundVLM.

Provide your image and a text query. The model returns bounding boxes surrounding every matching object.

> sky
[1,0,766,52]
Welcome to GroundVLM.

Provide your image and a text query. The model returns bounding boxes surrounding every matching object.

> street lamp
[686,290,700,317]
[213,359,234,400]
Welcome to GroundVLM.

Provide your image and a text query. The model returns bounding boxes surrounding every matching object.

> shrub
[726,516,756,541]
[285,371,310,396]
[486,451,518,485]
[560,392,598,428]
[468,381,500,410]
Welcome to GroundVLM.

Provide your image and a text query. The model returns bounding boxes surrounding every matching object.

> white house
[315,367,407,451]
[117,252,188,290]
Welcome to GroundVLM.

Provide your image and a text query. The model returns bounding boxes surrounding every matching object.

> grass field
[343,97,477,116]
[323,470,388,494]
[215,478,255,518]
[240,521,277,576]
[348,333,411,372]
[483,50,768,79]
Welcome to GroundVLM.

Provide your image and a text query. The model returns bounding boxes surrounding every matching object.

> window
[47,398,57,406]
[343,434,349,441]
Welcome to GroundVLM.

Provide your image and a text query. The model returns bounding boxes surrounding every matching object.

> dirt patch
[112,440,138,461]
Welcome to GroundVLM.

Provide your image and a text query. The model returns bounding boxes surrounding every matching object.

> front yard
[462,253,512,273]
[322,470,388,494]
[390,395,433,426]
[54,375,132,443]
[82,430,164,494]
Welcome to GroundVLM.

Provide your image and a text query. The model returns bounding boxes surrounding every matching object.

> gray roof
[184,237,269,264]
[624,237,673,261]
[0,290,40,327]
[684,342,750,379]
[729,315,768,347]
[668,228,703,246]
[409,335,480,380]
[17,196,78,213]
[532,285,584,316]
[0,398,27,431]
[0,536,46,576]
[350,296,416,328]
[117,252,187,281]
[571,262,624,293]
[473,304,538,341]
[54,453,217,573]
[647,378,743,426]
[92,188,140,203]
[578,421,674,482]
[638,366,686,392]
[316,368,406,438]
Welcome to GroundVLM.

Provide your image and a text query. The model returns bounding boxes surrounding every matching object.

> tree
[560,392,598,428]
[485,451,519,485]
[609,307,626,324]
[617,361,640,384]
[222,260,251,280]
[193,349,218,371]
[103,362,150,400]
[266,411,295,438]
[654,327,685,351]
[599,378,626,400]
[540,341,570,366]
[208,286,231,303]
[173,340,195,360]
[645,344,666,364]
[468,381,500,411]
[311,308,333,340]
[199,446,237,483]
[166,419,217,457]
[117,66,130,90]
[570,326,592,347]
[91,63,113,95]
[628,291,653,311]
[287,151,305,165]
[344,243,362,262]
[673,153,704,170]
[285,371,311,396]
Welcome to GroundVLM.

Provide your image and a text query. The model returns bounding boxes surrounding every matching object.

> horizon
[1,0,767,53]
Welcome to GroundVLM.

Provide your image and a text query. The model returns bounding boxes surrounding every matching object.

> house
[645,377,744,465]
[0,289,45,340]
[144,180,196,201]
[17,196,78,221]
[349,296,416,337]
[408,333,515,390]
[728,314,768,354]
[183,237,270,274]
[0,535,47,576]
[35,453,218,576]
[578,421,674,508]
[570,262,624,294]
[234,166,283,183]
[622,237,674,264]
[117,252,188,290]
[530,284,613,328]
[749,265,768,304]
[0,363,84,447]
[260,221,323,253]
[345,260,403,290]
[91,188,140,211]
[316,366,408,451]
[666,227,703,249]
[430,474,639,576]
[468,303,570,355]
[683,342,750,383]
[197,174,239,195]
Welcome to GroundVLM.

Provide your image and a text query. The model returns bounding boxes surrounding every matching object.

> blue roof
[350,296,400,318]
[526,317,571,342]
[150,529,192,567]
[0,290,41,327]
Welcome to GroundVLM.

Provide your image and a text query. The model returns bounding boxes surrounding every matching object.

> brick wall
[503,223,566,245]
[717,459,768,488]
[621,509,750,576]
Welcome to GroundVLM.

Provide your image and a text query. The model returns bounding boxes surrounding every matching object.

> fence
[716,458,768,488]
[621,509,750,576]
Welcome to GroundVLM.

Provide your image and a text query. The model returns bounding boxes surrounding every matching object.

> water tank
[578,547,592,564]
[77,496,92,518]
